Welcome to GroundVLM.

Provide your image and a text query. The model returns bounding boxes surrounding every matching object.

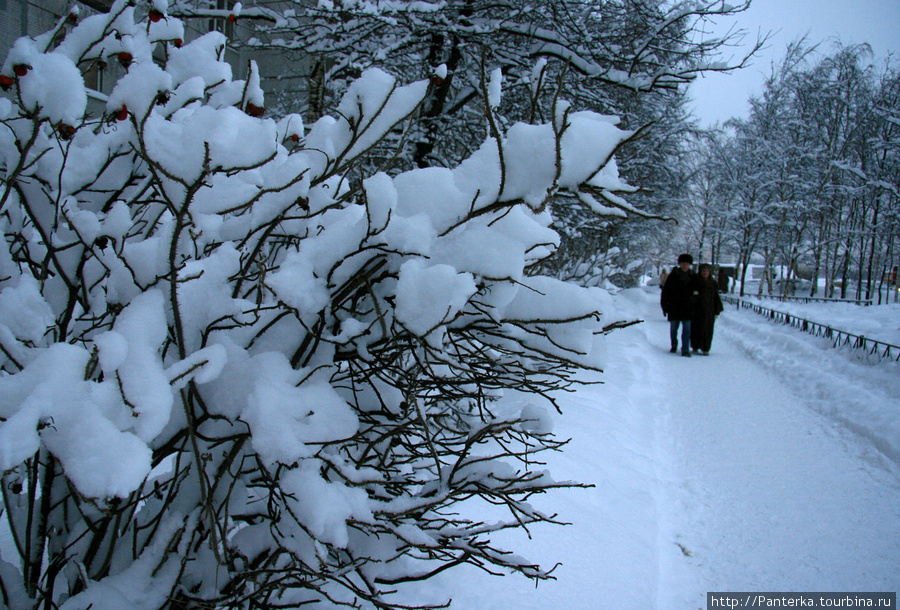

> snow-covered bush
[0,2,638,607]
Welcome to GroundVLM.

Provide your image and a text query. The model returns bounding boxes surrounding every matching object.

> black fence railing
[721,294,900,362]
[756,294,873,306]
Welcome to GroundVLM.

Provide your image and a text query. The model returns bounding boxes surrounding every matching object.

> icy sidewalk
[393,287,900,609]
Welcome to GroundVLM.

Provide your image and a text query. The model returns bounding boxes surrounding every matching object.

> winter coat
[660,266,696,320]
[691,276,724,352]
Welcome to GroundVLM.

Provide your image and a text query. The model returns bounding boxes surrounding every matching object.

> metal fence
[721,294,900,362]
[756,294,873,306]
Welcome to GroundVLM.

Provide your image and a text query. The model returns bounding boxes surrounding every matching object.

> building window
[209,0,234,38]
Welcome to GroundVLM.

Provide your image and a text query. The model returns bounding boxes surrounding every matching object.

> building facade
[1,0,294,117]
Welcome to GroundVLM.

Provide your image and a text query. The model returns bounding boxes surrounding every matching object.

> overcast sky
[689,0,900,126]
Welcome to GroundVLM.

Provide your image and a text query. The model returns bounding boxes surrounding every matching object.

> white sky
[689,0,900,126]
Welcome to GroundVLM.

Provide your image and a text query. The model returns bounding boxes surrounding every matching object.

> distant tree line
[684,42,900,302]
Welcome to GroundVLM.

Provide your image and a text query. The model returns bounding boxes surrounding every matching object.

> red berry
[13,64,29,77]
[227,14,236,23]
[431,76,444,87]
[148,10,162,23]
[0,74,14,90]
[115,105,128,121]
[290,134,299,142]
[67,12,78,24]
[57,123,76,140]
[173,38,183,48]
[245,103,264,117]
[117,52,133,68]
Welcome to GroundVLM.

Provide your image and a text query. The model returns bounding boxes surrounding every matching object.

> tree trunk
[307,57,326,124]
[865,196,880,301]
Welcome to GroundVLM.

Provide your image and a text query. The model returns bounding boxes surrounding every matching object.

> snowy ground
[735,293,900,346]
[396,287,900,609]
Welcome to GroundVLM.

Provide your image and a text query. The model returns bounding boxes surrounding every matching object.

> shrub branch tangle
[0,2,641,608]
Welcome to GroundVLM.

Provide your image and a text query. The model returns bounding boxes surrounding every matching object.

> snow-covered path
[398,288,900,609]
[654,302,900,605]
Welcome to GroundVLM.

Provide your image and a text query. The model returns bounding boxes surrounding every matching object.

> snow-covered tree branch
[0,2,641,607]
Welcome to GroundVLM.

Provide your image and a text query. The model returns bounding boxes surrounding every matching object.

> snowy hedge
[0,1,638,608]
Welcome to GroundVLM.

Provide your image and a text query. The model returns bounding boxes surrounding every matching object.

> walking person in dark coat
[660,253,697,357]
[691,263,724,355]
